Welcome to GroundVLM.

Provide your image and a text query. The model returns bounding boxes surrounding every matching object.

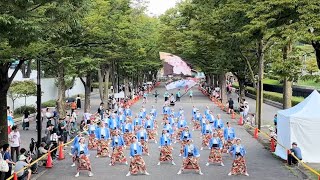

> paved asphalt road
[19,84,297,180]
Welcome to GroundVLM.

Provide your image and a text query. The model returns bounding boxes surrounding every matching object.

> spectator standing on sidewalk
[23,110,30,130]
[9,125,21,162]
[1,144,15,179]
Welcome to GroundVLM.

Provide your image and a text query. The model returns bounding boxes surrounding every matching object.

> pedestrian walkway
[227,92,280,126]
[34,84,296,180]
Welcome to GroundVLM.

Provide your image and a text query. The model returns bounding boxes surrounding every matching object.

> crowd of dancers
[70,102,249,177]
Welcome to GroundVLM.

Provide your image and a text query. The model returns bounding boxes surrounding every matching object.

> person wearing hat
[201,120,213,150]
[74,137,93,177]
[95,122,111,158]
[158,129,176,166]
[13,154,31,180]
[179,126,192,156]
[287,142,302,166]
[223,122,236,153]
[206,131,224,166]
[126,136,150,176]
[110,130,127,166]
[122,118,134,146]
[177,139,203,175]
[228,138,249,176]
[118,111,126,126]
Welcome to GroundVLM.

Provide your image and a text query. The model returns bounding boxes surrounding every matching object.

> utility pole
[36,59,42,151]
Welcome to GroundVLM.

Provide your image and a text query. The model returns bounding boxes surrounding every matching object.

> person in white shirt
[9,125,21,162]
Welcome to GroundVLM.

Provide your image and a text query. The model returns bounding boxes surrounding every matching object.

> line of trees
[158,0,320,129]
[0,0,162,146]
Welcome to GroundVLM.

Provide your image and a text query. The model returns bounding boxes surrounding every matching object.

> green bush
[245,87,304,106]
[14,105,36,115]
[92,82,112,89]
[41,100,56,108]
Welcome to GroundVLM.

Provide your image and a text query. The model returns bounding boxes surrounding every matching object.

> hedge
[92,82,112,89]
[14,105,36,115]
[41,100,56,108]
[233,85,304,106]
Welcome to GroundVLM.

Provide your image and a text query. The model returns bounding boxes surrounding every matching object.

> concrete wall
[7,69,85,110]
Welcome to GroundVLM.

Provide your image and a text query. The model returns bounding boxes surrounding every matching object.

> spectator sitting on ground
[14,154,31,180]
[287,142,302,166]
[38,142,53,166]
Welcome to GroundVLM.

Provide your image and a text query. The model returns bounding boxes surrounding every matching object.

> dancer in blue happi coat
[158,129,176,166]
[206,131,224,166]
[177,139,203,175]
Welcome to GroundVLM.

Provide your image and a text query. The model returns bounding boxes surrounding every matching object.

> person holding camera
[109,130,127,166]
[136,126,149,156]
[126,136,150,176]
[206,131,224,167]
[158,130,175,166]
[177,139,203,175]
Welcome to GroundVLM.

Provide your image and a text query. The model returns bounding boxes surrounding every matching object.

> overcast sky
[146,0,179,16]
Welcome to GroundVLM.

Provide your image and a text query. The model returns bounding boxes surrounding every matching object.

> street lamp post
[36,59,42,152]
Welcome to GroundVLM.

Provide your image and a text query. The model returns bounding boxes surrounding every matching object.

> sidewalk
[227,92,280,126]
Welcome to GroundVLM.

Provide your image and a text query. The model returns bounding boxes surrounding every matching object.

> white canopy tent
[275,90,320,163]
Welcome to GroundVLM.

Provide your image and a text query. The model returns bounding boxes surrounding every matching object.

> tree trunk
[103,66,110,103]
[238,78,246,102]
[56,67,66,118]
[282,42,293,109]
[124,76,129,98]
[312,41,320,69]
[80,73,92,113]
[98,68,104,102]
[20,60,32,78]
[0,89,9,146]
[256,38,265,129]
[219,73,227,104]
[206,74,211,86]
[26,60,32,78]
[283,77,292,109]
[0,61,25,146]
[213,74,218,87]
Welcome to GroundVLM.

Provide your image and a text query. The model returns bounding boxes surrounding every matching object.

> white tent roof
[278,90,320,120]
[276,90,320,163]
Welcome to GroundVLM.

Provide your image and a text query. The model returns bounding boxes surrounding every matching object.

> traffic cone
[231,111,235,119]
[46,152,53,168]
[238,116,243,125]
[254,128,259,139]
[13,173,18,180]
[58,144,65,160]
[270,138,275,152]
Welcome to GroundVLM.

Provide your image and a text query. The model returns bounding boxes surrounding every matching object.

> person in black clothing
[228,98,234,114]
[58,118,68,144]
[23,110,30,130]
